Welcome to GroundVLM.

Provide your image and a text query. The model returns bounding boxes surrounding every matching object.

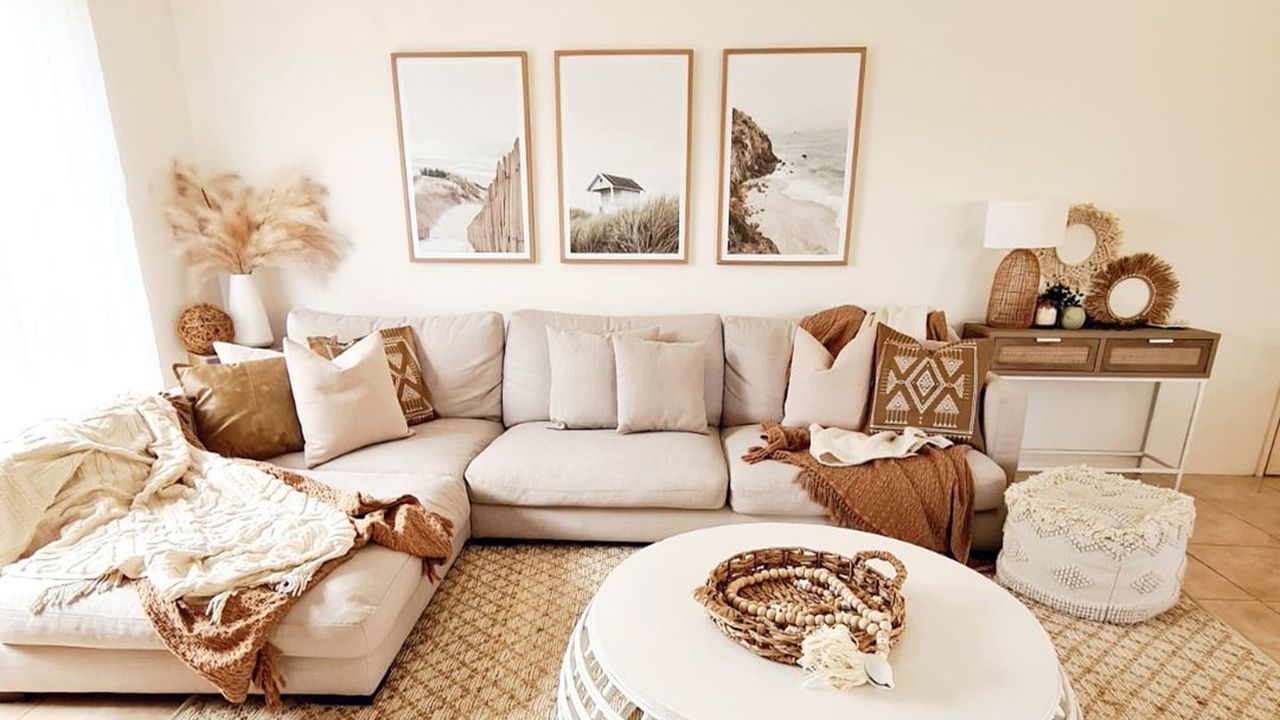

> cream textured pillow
[612,336,708,434]
[782,317,877,431]
[546,326,659,429]
[283,335,410,467]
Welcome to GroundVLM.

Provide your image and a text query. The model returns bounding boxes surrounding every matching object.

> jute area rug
[173,542,1280,720]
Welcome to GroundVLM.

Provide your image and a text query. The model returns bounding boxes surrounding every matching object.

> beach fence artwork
[716,48,866,265]
[556,50,693,263]
[391,51,536,262]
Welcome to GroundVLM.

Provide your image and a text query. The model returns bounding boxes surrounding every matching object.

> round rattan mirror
[1034,204,1122,288]
[1108,277,1153,321]
[1084,253,1179,326]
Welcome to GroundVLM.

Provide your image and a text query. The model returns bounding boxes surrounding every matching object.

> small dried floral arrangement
[1038,283,1084,309]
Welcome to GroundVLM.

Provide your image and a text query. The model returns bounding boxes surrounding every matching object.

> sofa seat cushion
[0,470,468,659]
[722,424,1007,516]
[465,422,728,510]
[268,417,503,481]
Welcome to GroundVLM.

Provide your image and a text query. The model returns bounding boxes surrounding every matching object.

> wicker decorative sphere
[176,303,235,355]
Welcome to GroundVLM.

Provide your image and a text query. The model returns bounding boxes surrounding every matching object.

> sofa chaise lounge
[0,307,1026,698]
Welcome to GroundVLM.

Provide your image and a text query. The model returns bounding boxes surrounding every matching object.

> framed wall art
[716,47,866,265]
[555,49,693,263]
[391,51,535,262]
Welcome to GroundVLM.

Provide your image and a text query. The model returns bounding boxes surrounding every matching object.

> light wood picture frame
[715,47,867,265]
[555,49,693,263]
[391,51,536,263]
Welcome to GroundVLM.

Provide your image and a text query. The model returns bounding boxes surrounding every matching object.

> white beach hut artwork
[556,49,692,262]
[586,173,644,211]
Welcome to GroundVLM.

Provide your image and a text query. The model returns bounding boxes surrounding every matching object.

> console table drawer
[990,337,1099,373]
[1099,338,1215,376]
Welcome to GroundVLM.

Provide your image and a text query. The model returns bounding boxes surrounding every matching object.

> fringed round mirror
[1084,253,1179,326]
[1034,204,1122,288]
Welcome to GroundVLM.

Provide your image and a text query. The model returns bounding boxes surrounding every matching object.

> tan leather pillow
[307,327,435,425]
[612,336,708,434]
[173,358,304,460]
[868,324,991,450]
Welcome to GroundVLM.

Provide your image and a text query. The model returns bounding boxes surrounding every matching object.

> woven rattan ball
[176,303,235,355]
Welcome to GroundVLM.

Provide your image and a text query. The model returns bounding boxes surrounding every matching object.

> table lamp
[984,201,1068,328]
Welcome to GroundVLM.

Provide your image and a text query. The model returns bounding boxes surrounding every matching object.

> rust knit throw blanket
[136,465,453,709]
[744,422,974,562]
[747,304,975,562]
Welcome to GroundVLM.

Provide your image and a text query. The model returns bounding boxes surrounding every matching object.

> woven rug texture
[173,542,1280,720]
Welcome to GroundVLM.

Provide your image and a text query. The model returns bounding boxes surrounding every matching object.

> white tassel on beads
[798,625,895,691]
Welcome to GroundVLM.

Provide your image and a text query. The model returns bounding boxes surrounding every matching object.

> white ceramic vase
[226,272,273,347]
[1034,304,1059,328]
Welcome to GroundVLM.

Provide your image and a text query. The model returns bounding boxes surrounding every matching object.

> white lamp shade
[984,200,1069,250]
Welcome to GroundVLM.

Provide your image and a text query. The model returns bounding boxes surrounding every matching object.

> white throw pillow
[782,317,877,431]
[283,335,410,467]
[612,336,708,435]
[546,326,659,429]
[212,341,282,363]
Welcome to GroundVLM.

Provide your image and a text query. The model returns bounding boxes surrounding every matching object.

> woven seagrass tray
[693,546,907,664]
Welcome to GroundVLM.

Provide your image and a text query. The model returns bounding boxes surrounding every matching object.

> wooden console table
[963,323,1220,489]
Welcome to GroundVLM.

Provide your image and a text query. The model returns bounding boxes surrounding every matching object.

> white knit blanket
[0,395,355,613]
[809,425,954,467]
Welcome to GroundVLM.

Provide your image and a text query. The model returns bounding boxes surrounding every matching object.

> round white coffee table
[558,523,1080,720]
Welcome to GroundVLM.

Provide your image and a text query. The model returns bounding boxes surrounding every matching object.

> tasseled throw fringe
[251,642,286,710]
[30,571,124,615]
[205,590,234,624]
[423,558,441,583]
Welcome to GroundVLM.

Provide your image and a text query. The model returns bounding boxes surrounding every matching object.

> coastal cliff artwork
[391,52,535,262]
[716,48,866,265]
[555,50,692,263]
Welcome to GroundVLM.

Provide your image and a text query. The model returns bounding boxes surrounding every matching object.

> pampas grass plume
[165,162,346,279]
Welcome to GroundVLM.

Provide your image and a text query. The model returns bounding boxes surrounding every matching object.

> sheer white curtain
[0,0,162,439]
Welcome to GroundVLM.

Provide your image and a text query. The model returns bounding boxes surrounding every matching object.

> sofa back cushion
[503,309,724,427]
[721,315,796,426]
[287,309,504,421]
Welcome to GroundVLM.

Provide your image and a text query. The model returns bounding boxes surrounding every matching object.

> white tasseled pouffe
[996,466,1196,624]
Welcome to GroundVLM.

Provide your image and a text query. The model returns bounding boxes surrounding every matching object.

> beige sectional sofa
[467,309,1022,548]
[0,307,1025,699]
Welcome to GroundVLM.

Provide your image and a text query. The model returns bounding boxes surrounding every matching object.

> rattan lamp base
[986,249,1040,329]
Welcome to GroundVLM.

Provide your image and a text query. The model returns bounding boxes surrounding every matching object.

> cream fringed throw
[138,465,453,706]
[0,395,453,708]
[747,305,975,562]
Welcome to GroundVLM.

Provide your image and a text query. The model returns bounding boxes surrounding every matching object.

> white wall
[88,0,213,380]
[116,0,1278,473]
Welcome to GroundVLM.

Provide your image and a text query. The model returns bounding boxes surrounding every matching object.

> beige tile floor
[2,473,1279,719]
[1174,474,1280,663]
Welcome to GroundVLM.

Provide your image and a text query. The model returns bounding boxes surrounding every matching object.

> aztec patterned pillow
[868,324,991,449]
[307,326,435,425]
